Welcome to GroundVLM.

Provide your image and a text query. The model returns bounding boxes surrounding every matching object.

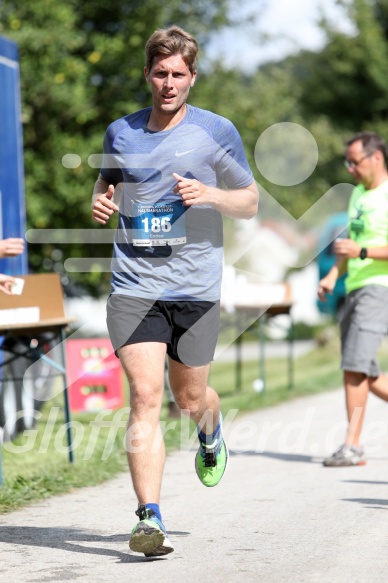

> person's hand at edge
[0,238,24,258]
[0,274,17,295]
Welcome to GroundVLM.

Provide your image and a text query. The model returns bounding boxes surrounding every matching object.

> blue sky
[206,0,355,72]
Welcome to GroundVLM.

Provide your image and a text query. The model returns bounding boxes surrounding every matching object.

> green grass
[211,337,344,413]
[1,333,387,513]
[0,407,129,513]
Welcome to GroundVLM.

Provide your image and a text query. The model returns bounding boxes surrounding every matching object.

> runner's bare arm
[317,258,346,302]
[173,174,258,220]
[334,238,388,260]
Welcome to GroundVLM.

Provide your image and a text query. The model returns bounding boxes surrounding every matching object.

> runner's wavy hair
[145,26,198,74]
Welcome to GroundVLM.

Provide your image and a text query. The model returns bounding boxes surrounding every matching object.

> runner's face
[345,140,376,188]
[144,53,196,118]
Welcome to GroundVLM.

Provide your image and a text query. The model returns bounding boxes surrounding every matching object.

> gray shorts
[106,295,220,367]
[340,284,388,377]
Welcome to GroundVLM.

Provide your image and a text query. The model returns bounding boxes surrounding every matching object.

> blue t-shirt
[101,104,254,301]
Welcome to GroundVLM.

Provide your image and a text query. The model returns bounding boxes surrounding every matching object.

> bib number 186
[141,216,172,233]
[132,201,186,246]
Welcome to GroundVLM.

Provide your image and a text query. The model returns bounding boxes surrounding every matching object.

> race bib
[131,201,187,246]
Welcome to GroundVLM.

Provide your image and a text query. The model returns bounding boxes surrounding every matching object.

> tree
[194,58,347,222]
[234,0,388,222]
[298,0,388,128]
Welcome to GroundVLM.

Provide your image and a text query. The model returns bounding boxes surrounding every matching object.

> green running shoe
[129,505,174,557]
[195,420,228,487]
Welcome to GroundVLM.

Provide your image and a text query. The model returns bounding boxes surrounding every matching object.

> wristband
[359,247,368,260]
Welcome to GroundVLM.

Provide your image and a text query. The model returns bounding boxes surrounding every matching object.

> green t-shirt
[346,180,388,293]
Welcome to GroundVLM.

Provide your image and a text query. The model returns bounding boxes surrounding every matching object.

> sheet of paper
[11,277,25,295]
[0,306,40,325]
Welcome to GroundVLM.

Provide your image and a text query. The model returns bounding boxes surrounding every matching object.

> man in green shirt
[318,131,388,466]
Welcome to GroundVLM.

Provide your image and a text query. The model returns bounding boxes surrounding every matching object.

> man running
[92,25,258,556]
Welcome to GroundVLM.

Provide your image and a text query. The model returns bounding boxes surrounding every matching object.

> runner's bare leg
[168,359,220,434]
[118,342,167,504]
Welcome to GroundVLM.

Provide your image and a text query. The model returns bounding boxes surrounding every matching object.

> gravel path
[1,388,388,582]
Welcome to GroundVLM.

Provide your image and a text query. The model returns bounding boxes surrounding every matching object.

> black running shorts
[107,295,220,367]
